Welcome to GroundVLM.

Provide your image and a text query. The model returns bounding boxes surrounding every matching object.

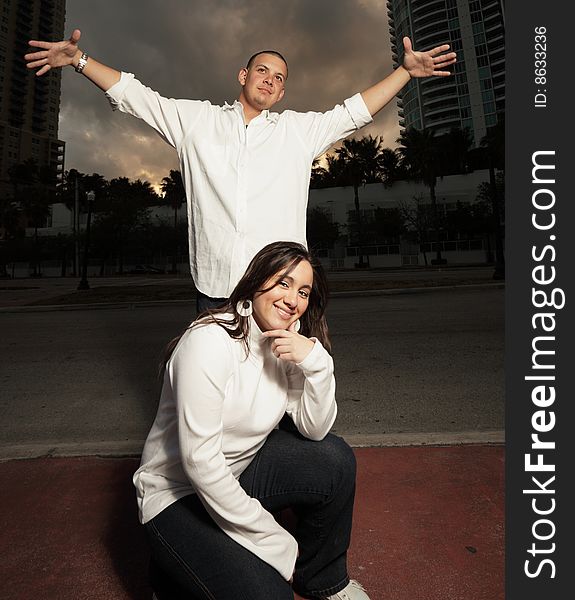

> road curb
[342,429,505,447]
[0,282,504,313]
[330,281,504,298]
[0,430,505,461]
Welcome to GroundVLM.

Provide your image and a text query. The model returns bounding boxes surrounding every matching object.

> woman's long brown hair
[160,241,330,378]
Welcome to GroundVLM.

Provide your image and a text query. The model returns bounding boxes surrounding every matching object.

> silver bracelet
[75,52,88,74]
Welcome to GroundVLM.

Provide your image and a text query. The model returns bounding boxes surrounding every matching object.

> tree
[0,195,24,277]
[140,219,188,269]
[309,158,330,189]
[475,172,505,267]
[60,170,108,211]
[93,177,156,274]
[397,127,444,264]
[0,195,22,240]
[333,135,385,267]
[59,169,107,276]
[480,117,505,279]
[379,148,404,186]
[41,232,75,277]
[440,127,473,175]
[443,200,492,244]
[372,207,405,243]
[398,195,435,266]
[8,158,57,276]
[306,207,340,251]
[161,169,186,273]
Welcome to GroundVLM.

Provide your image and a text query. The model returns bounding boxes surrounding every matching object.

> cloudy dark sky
[57,0,398,191]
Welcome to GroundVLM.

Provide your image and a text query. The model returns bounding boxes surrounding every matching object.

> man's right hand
[25,28,82,76]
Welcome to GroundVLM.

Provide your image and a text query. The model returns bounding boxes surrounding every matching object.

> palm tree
[334,135,385,267]
[8,158,56,276]
[397,127,444,264]
[379,148,403,187]
[161,169,185,273]
[97,177,155,274]
[441,127,473,175]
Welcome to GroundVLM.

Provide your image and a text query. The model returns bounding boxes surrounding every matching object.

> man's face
[238,53,287,111]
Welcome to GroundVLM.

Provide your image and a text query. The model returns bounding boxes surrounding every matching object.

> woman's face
[252,259,313,332]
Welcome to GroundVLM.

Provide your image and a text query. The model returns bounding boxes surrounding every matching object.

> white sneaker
[322,579,371,599]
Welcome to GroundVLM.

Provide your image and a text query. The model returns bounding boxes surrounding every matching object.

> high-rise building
[0,0,66,199]
[387,0,505,146]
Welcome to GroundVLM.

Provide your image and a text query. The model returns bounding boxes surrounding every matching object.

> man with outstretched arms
[25,30,455,311]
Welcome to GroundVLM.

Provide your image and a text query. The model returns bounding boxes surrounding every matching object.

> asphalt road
[0,287,504,458]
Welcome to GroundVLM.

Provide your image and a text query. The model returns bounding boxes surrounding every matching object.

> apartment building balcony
[412,0,445,18]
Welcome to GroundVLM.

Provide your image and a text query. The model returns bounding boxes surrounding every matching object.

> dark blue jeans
[195,291,228,315]
[145,429,356,599]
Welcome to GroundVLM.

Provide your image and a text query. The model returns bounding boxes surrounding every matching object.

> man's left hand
[402,36,457,78]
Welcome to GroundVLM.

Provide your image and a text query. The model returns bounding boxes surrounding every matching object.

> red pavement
[0,445,503,600]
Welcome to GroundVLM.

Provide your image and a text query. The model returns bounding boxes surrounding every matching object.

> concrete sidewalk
[0,267,502,310]
[1,444,504,600]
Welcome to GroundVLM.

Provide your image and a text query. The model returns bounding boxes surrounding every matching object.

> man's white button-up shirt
[106,73,373,297]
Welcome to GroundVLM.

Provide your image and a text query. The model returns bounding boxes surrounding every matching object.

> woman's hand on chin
[262,322,314,364]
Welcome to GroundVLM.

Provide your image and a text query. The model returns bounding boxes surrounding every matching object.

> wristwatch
[75,52,88,74]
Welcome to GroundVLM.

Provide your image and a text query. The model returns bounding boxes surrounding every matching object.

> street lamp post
[77,190,95,290]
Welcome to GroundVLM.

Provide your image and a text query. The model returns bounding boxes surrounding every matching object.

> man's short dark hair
[246,50,288,77]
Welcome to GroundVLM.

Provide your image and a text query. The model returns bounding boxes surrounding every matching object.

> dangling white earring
[293,319,301,332]
[236,300,253,317]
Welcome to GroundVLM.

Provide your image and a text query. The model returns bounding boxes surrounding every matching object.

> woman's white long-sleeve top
[133,315,337,580]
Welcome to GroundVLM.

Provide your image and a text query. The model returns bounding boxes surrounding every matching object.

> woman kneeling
[134,241,370,600]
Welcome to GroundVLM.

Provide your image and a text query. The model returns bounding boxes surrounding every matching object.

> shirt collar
[222,100,242,112]
[248,315,271,360]
[222,100,279,123]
